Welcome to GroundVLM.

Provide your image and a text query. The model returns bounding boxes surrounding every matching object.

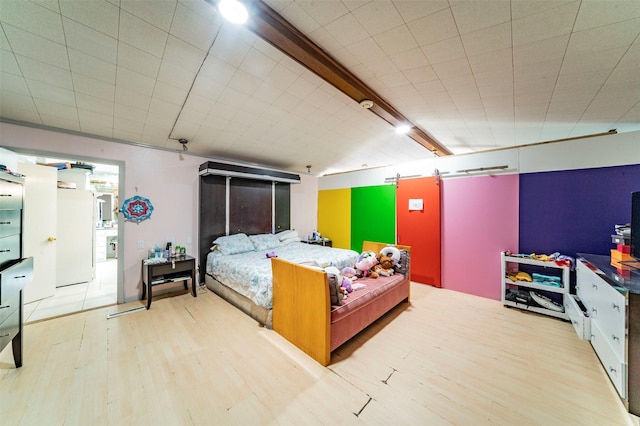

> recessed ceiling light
[219,0,248,24]
[395,124,411,135]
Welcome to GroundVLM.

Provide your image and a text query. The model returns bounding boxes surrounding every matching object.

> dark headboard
[198,173,292,283]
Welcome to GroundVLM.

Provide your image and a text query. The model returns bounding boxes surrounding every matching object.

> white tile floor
[24,259,117,323]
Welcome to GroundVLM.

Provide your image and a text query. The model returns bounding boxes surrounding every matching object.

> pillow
[249,233,282,251]
[280,236,302,245]
[212,233,255,255]
[276,230,298,241]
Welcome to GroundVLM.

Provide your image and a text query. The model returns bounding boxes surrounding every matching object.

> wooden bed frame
[271,241,411,365]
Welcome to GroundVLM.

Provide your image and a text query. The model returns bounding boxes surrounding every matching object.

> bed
[204,232,359,327]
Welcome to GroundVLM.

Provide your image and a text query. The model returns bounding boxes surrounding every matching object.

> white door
[56,189,95,286]
[17,163,57,303]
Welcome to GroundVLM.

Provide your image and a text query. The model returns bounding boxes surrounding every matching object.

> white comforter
[206,242,358,308]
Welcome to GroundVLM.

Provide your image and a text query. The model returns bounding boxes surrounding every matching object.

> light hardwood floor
[1,283,637,425]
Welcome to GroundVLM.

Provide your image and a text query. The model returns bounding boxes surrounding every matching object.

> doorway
[14,153,121,322]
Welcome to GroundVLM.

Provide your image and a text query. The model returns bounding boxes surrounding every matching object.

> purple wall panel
[442,174,519,300]
[519,164,640,258]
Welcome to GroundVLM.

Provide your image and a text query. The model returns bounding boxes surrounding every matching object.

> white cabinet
[501,252,570,320]
[576,256,629,402]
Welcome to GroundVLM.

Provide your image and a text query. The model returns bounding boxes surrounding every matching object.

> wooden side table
[141,255,196,309]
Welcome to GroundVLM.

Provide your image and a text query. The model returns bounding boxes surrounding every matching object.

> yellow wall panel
[317,188,351,249]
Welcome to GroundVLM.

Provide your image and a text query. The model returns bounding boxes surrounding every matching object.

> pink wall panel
[441,174,519,300]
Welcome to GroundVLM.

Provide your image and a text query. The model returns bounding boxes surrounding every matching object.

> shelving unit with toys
[501,251,570,320]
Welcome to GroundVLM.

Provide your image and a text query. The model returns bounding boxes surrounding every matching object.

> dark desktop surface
[578,253,640,294]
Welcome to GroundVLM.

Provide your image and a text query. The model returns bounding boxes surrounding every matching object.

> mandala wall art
[121,195,154,223]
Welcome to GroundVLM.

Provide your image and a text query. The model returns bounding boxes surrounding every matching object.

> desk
[141,255,196,309]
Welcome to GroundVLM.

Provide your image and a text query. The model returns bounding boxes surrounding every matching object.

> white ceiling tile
[79,122,113,138]
[240,47,278,81]
[432,58,472,79]
[3,24,69,69]
[68,48,116,84]
[265,63,298,92]
[0,0,65,43]
[474,68,513,88]
[422,36,465,65]
[377,71,410,89]
[0,89,37,112]
[0,25,10,50]
[414,79,447,96]
[210,29,251,68]
[28,79,76,106]
[217,86,249,108]
[169,2,219,51]
[181,93,213,115]
[0,71,29,95]
[461,22,511,57]
[34,98,78,120]
[78,108,113,128]
[512,2,579,46]
[156,61,196,91]
[113,103,147,122]
[162,36,207,74]
[29,0,61,14]
[227,69,262,96]
[514,58,563,83]
[118,10,168,58]
[394,0,450,24]
[323,11,370,47]
[15,54,72,89]
[0,103,41,123]
[62,17,117,63]
[468,47,512,74]
[116,42,161,78]
[116,67,156,97]
[567,17,640,54]
[120,0,177,31]
[352,2,405,37]
[114,86,151,110]
[511,0,577,20]
[451,0,510,35]
[198,56,235,86]
[72,73,115,102]
[574,0,640,32]
[389,47,429,72]
[59,0,119,38]
[147,98,181,121]
[113,118,143,136]
[40,113,80,130]
[443,74,479,95]
[170,120,200,140]
[275,2,321,34]
[512,35,569,67]
[607,66,640,87]
[408,8,459,46]
[152,81,188,106]
[559,47,626,75]
[297,1,349,27]
[0,49,21,75]
[190,75,225,101]
[373,25,418,56]
[403,65,439,85]
[75,92,114,115]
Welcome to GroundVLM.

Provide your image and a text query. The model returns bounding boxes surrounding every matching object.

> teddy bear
[374,252,395,277]
[355,250,379,279]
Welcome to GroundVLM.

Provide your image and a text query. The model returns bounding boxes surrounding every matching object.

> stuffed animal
[374,252,395,277]
[355,250,379,279]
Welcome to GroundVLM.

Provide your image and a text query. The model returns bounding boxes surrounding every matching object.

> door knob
[47,237,57,242]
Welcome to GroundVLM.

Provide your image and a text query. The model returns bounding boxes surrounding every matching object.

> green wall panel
[350,185,396,251]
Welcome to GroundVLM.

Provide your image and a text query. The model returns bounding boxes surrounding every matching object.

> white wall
[320,130,640,189]
[0,122,318,302]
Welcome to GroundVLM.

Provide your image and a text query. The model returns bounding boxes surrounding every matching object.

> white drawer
[576,261,598,309]
[591,287,626,360]
[565,295,591,340]
[591,320,627,399]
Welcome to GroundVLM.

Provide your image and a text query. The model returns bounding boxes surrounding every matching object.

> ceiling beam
[246,0,452,156]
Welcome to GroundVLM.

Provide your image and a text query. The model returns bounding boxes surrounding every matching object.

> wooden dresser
[0,174,34,368]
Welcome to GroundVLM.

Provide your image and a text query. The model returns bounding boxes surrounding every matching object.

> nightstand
[302,239,332,247]
[141,255,196,309]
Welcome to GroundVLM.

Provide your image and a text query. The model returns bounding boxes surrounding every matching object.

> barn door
[396,176,441,287]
